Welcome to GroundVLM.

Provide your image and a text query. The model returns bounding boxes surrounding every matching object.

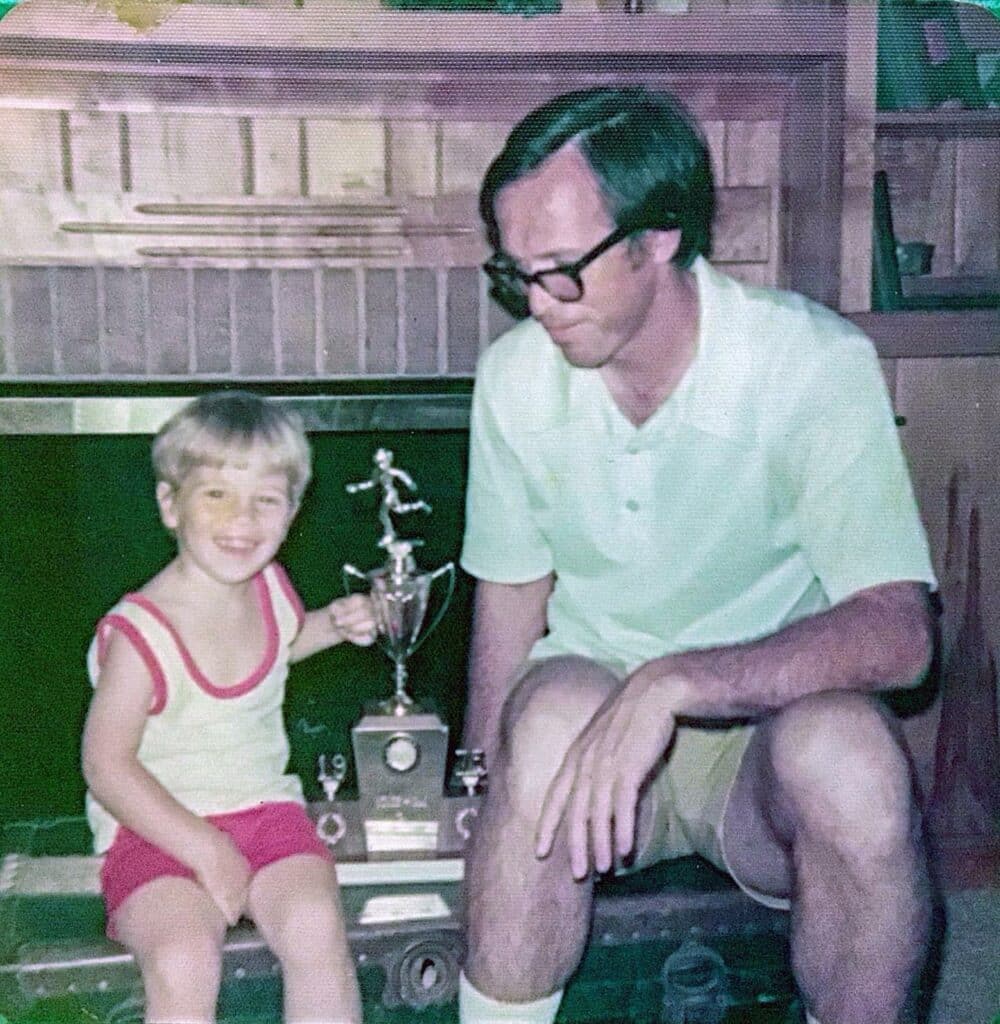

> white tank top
[85,562,307,854]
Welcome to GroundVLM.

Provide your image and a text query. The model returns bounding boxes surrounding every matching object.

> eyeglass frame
[482,222,638,305]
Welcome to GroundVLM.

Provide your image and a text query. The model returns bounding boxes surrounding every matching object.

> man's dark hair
[480,86,714,269]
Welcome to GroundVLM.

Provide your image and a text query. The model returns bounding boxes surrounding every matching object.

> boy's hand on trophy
[329,594,380,646]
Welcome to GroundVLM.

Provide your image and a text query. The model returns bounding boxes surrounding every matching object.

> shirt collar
[549,256,744,443]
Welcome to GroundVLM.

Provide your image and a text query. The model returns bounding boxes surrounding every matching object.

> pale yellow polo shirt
[461,257,936,676]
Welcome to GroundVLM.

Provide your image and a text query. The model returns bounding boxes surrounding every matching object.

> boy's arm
[81,633,250,924]
[289,594,378,663]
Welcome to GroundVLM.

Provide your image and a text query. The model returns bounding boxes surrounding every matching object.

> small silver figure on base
[345,447,432,551]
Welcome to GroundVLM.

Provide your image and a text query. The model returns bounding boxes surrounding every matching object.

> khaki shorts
[629,722,790,910]
[515,658,788,911]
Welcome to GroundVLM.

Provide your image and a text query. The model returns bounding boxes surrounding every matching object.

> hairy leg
[464,656,656,1001]
[248,853,361,1024]
[723,691,933,1024]
[112,876,228,1024]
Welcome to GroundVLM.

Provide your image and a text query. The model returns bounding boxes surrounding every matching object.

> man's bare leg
[464,656,652,1001]
[723,691,933,1024]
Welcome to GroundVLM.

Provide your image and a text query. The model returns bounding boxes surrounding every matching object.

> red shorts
[100,801,332,938]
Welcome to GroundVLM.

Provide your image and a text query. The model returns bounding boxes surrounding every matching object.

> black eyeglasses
[483,224,635,310]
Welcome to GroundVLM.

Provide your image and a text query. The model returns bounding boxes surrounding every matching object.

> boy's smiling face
[156,445,296,587]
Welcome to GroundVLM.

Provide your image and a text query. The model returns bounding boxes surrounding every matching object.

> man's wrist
[633,658,701,717]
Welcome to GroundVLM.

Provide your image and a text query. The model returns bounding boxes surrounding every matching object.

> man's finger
[535,759,576,858]
[566,747,596,879]
[590,769,615,874]
[613,775,638,861]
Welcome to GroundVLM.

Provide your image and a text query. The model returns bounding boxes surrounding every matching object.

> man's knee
[766,691,916,855]
[497,656,619,819]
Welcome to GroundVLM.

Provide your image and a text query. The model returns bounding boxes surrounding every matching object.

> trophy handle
[342,563,370,596]
[407,561,455,657]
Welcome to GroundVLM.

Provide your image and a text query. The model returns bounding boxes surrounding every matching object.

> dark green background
[0,427,475,823]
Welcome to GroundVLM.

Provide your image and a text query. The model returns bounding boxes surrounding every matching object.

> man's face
[494,144,664,371]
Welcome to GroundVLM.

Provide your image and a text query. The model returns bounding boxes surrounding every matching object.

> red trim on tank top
[97,614,168,715]
[268,562,306,631]
[123,572,279,699]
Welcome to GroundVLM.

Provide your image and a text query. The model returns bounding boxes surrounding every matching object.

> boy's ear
[156,481,179,530]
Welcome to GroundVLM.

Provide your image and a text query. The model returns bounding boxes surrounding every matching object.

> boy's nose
[225,496,257,521]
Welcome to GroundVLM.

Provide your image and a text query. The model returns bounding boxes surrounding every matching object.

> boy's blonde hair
[152,391,312,506]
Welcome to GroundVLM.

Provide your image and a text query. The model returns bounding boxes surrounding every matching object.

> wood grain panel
[306,119,385,198]
[274,269,316,377]
[388,121,437,200]
[0,109,63,192]
[446,267,480,374]
[128,113,244,198]
[232,268,274,376]
[321,268,360,375]
[701,119,725,187]
[364,268,398,375]
[252,118,302,198]
[192,268,231,374]
[145,268,189,375]
[954,138,1000,276]
[712,186,770,263]
[102,266,145,374]
[724,120,780,187]
[53,266,100,374]
[402,267,438,375]
[7,267,54,375]
[67,110,124,194]
[837,0,876,313]
[441,121,510,196]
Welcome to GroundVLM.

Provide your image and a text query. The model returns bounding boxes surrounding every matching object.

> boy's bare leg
[249,853,361,1024]
[464,656,654,1001]
[113,877,228,1024]
[722,691,932,1024]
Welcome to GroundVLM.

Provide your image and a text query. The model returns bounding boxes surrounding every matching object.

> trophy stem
[377,657,415,716]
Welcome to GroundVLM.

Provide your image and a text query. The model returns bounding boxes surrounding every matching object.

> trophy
[343,448,455,715]
[337,449,479,859]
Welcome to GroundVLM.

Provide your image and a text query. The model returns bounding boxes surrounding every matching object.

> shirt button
[626,443,641,455]
[625,499,640,512]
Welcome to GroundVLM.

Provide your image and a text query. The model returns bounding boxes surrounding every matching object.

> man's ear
[156,480,178,531]
[645,227,682,266]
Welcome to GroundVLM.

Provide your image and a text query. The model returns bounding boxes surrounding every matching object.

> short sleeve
[460,371,554,584]
[775,338,936,606]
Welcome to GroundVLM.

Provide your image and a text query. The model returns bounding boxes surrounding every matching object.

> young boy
[82,390,375,1024]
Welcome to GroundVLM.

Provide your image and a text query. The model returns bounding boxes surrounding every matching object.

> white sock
[459,972,563,1024]
[805,1013,824,1024]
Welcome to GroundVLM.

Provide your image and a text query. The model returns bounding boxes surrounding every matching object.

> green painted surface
[0,431,473,823]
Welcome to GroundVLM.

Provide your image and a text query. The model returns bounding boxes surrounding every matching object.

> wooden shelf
[0,0,845,56]
[876,108,1000,137]
[849,310,1000,359]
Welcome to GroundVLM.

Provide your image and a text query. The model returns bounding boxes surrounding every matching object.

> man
[458,86,937,1024]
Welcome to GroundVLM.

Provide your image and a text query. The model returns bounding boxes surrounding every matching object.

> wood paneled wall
[0,99,787,380]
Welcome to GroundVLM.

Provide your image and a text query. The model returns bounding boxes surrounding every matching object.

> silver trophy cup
[344,538,454,715]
